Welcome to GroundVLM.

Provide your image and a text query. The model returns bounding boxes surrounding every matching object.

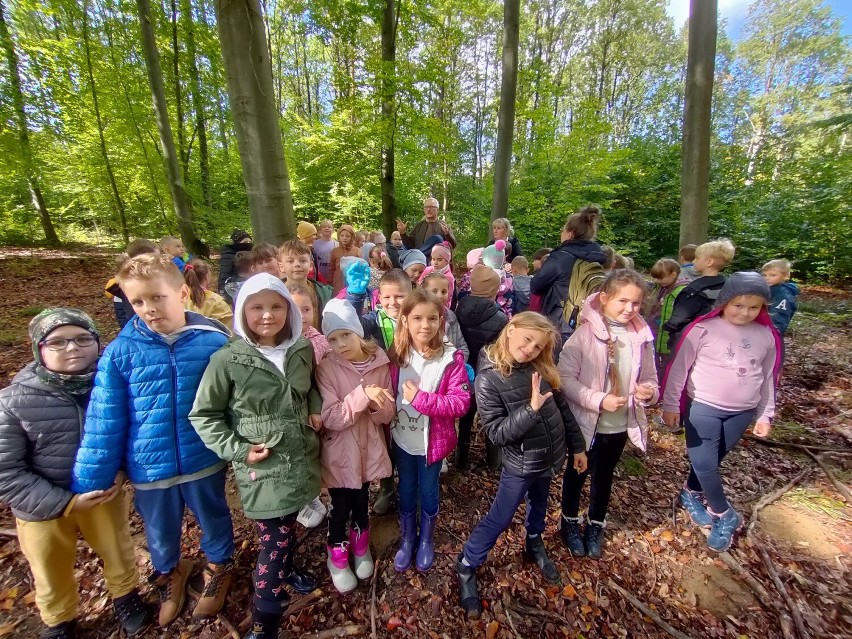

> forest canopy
[0,0,849,279]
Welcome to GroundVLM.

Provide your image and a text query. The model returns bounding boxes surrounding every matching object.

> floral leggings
[253,513,297,614]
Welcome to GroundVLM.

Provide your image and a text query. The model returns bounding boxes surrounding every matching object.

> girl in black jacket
[456,312,587,619]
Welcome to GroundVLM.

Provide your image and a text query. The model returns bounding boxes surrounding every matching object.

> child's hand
[634,382,656,402]
[601,394,627,412]
[70,490,110,513]
[309,414,323,432]
[573,452,588,473]
[345,260,371,295]
[753,419,772,437]
[529,372,553,412]
[246,444,270,464]
[365,385,394,409]
[662,411,680,429]
[402,380,419,403]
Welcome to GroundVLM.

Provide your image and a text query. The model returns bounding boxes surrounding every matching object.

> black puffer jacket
[475,353,585,477]
[455,295,509,371]
[0,363,87,521]
[218,240,253,294]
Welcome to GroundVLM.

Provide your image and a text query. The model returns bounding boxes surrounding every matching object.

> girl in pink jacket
[316,299,395,593]
[557,269,658,558]
[390,289,471,573]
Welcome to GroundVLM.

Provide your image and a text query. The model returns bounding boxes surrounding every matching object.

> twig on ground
[717,552,773,603]
[439,523,465,545]
[828,423,852,443]
[758,547,810,639]
[503,592,570,626]
[0,528,17,538]
[804,450,852,503]
[232,589,324,637]
[638,535,658,596]
[370,559,379,639]
[606,578,695,639]
[747,466,812,537]
[216,614,241,639]
[301,625,364,639]
[743,434,848,453]
[506,607,524,639]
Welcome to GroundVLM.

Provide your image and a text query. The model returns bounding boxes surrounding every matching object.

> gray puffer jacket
[0,363,86,521]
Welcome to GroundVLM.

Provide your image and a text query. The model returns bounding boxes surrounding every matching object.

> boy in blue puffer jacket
[72,255,234,629]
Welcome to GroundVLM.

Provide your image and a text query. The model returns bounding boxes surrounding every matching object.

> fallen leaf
[485,621,500,639]
[386,617,403,631]
[562,584,577,599]
[661,530,675,542]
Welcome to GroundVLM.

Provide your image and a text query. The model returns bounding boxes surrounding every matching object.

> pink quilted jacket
[390,349,471,465]
[315,349,395,489]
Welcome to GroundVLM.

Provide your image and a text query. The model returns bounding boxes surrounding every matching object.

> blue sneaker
[679,488,712,528]
[707,508,743,552]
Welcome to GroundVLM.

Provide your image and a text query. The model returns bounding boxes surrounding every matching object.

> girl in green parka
[190,273,323,639]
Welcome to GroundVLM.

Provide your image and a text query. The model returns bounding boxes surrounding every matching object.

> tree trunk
[491,0,520,222]
[82,0,129,244]
[380,0,397,239]
[216,0,295,244]
[680,0,717,246]
[170,0,189,183]
[181,0,211,208]
[0,0,60,246]
[136,0,205,254]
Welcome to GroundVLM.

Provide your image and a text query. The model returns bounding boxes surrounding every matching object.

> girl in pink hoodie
[557,269,658,559]
[390,289,471,573]
[316,299,395,593]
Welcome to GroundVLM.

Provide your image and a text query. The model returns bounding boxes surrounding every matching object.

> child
[400,249,427,285]
[422,272,469,362]
[390,230,404,249]
[223,250,253,307]
[531,248,551,273]
[72,255,234,628]
[279,240,333,316]
[558,269,658,558]
[314,220,338,283]
[417,243,454,306]
[354,231,366,249]
[678,244,699,282]
[296,221,324,283]
[161,236,187,272]
[330,224,360,293]
[482,241,514,318]
[390,289,471,573]
[511,256,531,314]
[456,313,588,619]
[217,229,253,295]
[190,274,322,639]
[251,243,282,279]
[315,299,395,593]
[0,309,151,638]
[106,239,159,327]
[184,259,234,331]
[664,238,735,350]
[368,245,393,290]
[455,265,509,470]
[661,272,780,552]
[762,259,799,336]
[647,258,688,376]
[456,248,484,302]
[288,282,330,363]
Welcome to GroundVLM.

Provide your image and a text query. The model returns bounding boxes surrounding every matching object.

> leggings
[561,431,628,523]
[684,401,755,513]
[253,514,296,614]
[328,483,370,545]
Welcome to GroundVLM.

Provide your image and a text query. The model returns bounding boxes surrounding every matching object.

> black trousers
[253,513,297,613]
[561,431,628,522]
[328,483,370,545]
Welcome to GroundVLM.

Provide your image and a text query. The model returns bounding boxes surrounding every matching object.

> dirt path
[0,250,849,639]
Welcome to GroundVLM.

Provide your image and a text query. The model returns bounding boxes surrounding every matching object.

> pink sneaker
[349,526,373,580]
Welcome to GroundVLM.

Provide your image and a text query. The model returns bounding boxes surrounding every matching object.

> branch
[758,547,810,639]
[804,450,852,503]
[743,434,849,453]
[370,559,379,639]
[747,466,812,537]
[606,579,695,639]
[716,552,773,604]
[228,589,325,638]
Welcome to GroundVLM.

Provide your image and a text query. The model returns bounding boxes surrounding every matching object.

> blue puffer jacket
[72,312,229,492]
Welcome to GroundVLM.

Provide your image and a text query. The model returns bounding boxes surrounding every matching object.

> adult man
[396,197,457,258]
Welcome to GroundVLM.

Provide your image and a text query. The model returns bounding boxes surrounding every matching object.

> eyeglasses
[40,335,98,351]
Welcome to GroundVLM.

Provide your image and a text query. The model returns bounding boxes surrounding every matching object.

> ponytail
[184,259,211,307]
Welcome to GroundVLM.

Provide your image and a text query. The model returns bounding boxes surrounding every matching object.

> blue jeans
[684,401,755,513]
[394,443,441,516]
[134,468,235,573]
[463,470,551,568]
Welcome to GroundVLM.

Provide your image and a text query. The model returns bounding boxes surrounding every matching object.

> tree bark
[181,0,211,208]
[491,0,520,223]
[136,0,205,254]
[380,0,397,239]
[679,0,717,246]
[0,0,61,246]
[216,0,295,244]
[82,0,130,244]
[170,0,189,183]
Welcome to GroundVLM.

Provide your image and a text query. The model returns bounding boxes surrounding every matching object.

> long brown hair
[598,268,648,396]
[390,289,445,367]
[484,312,560,389]
[563,204,601,241]
[184,259,211,307]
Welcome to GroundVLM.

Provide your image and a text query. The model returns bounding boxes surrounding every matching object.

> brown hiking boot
[150,558,194,627]
[192,561,233,619]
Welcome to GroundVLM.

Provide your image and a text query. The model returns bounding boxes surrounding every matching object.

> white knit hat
[322,299,364,338]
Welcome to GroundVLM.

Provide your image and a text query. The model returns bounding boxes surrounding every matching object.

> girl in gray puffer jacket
[0,309,150,639]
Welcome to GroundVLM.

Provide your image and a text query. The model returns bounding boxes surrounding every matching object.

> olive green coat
[190,337,322,520]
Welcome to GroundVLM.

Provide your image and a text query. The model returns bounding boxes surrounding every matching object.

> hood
[457,295,501,324]
[778,281,800,295]
[233,273,302,350]
[578,292,655,343]
[556,239,607,264]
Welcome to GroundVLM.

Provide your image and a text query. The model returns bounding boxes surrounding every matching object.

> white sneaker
[297,497,327,528]
[441,459,449,474]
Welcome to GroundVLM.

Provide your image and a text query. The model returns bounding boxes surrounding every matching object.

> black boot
[560,516,586,557]
[485,440,502,471]
[283,548,317,594]
[456,555,482,620]
[523,535,559,582]
[113,589,153,637]
[40,621,77,639]
[584,520,606,559]
[243,609,283,639]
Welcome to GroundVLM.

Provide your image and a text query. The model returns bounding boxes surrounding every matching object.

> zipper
[169,345,182,476]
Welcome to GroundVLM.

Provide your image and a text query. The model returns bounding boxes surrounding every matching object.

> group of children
[1,216,800,637]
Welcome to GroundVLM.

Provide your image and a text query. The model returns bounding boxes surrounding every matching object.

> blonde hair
[762,259,791,276]
[511,255,529,272]
[159,236,180,250]
[279,239,312,257]
[695,238,735,266]
[484,312,560,389]
[117,254,184,289]
[391,289,445,367]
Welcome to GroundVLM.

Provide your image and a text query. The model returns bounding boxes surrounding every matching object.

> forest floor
[0,248,849,639]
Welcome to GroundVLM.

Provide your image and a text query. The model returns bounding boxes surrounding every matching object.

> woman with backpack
[529,206,608,348]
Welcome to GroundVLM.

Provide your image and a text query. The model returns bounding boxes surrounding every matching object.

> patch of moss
[619,454,647,477]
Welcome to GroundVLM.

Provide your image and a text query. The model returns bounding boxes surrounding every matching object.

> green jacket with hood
[190,273,322,520]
